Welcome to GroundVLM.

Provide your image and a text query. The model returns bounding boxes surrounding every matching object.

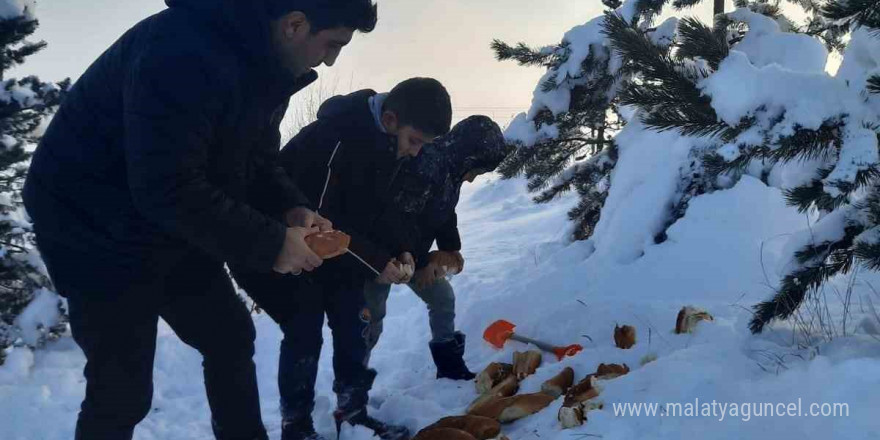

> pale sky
[17,0,726,126]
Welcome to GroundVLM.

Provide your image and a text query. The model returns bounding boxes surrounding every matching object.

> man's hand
[375,259,406,285]
[397,252,415,284]
[285,207,333,232]
[273,227,323,275]
[413,263,446,290]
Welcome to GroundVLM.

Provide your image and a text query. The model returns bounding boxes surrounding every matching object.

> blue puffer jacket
[24,0,315,294]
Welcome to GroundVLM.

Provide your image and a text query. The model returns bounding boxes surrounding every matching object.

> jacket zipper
[315,140,383,277]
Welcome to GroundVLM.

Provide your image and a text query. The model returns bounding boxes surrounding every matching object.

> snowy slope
[3,171,880,439]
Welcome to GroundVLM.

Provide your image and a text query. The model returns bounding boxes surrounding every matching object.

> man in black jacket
[23,1,377,439]
[363,115,509,380]
[233,78,452,440]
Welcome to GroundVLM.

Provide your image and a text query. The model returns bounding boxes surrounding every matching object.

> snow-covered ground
[3,170,880,439]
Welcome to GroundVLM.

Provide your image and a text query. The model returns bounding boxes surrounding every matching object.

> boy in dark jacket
[22,1,377,439]
[363,115,509,380]
[233,78,452,440]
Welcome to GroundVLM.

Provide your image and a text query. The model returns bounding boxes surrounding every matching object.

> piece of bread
[558,404,586,429]
[413,427,477,440]
[513,350,542,380]
[468,395,513,420]
[429,250,463,274]
[595,363,630,380]
[392,260,415,278]
[304,230,350,259]
[468,376,519,416]
[675,306,714,334]
[558,400,604,429]
[476,363,513,395]
[614,325,636,349]
[541,367,575,398]
[497,393,557,423]
[425,416,501,440]
[562,375,600,408]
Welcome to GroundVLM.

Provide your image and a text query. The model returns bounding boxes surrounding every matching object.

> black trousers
[39,240,268,440]
[233,270,375,426]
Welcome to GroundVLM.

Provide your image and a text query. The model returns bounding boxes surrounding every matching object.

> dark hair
[269,0,378,33]
[383,77,453,137]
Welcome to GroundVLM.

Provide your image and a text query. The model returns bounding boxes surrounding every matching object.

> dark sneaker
[334,409,411,440]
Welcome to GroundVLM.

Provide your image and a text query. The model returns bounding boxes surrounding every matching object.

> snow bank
[13,288,62,347]
[700,51,859,132]
[728,8,828,73]
[588,119,696,263]
[837,28,880,118]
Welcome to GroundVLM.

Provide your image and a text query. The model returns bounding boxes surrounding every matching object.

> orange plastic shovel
[483,319,583,361]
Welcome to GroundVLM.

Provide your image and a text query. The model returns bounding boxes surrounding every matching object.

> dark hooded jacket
[277,90,416,283]
[392,115,507,268]
[23,0,315,294]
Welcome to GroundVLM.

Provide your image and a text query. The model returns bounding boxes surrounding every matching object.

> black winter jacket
[23,0,314,291]
[392,115,507,268]
[279,90,416,282]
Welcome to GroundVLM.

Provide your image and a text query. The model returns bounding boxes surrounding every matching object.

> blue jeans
[363,278,457,351]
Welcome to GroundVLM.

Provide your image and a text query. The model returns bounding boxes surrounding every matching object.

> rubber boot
[429,332,476,381]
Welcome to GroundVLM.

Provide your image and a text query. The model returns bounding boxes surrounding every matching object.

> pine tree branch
[677,17,729,70]
[491,39,557,67]
[750,228,860,333]
[822,0,880,32]
[605,13,730,138]
[868,74,880,94]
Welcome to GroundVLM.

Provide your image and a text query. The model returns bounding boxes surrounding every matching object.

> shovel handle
[509,333,584,360]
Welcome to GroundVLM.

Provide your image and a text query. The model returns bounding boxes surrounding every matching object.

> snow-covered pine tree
[747,0,880,333]
[0,0,68,363]
[602,1,880,333]
[493,0,725,241]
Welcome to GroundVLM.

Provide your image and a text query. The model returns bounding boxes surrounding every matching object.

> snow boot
[334,409,411,440]
[429,332,476,381]
[281,417,327,440]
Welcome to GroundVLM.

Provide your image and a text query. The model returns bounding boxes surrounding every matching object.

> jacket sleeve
[123,45,286,272]
[247,128,312,218]
[435,212,462,252]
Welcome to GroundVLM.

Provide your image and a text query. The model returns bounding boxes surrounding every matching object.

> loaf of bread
[595,363,629,379]
[513,350,542,380]
[467,376,519,416]
[413,427,477,440]
[497,393,557,423]
[541,367,575,398]
[614,325,636,349]
[429,250,464,274]
[304,230,351,259]
[424,415,501,440]
[476,362,513,395]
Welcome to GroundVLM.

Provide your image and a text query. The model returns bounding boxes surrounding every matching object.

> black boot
[334,409,411,440]
[282,417,327,440]
[429,332,476,381]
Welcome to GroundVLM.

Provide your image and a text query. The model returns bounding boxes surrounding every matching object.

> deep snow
[3,169,880,439]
